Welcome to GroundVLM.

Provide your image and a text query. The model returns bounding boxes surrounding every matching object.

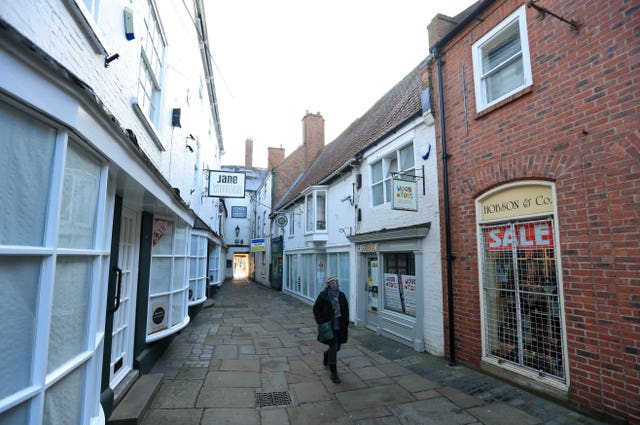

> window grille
[480,218,565,381]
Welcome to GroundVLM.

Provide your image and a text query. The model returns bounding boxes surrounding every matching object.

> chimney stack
[427,14,458,49]
[244,138,253,169]
[267,146,285,171]
[302,111,324,167]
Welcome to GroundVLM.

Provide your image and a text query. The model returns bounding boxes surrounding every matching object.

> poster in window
[148,300,168,334]
[383,274,403,313]
[383,273,417,317]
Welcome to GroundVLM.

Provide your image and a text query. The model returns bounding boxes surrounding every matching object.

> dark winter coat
[313,289,349,345]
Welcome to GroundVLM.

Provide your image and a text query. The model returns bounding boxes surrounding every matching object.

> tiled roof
[275,59,426,210]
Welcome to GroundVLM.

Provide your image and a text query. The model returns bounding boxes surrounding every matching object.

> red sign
[485,222,554,251]
[152,219,173,247]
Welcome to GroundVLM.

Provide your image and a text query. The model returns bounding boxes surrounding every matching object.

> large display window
[0,102,109,425]
[477,182,567,386]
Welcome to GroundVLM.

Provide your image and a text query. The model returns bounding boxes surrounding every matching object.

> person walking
[313,276,349,383]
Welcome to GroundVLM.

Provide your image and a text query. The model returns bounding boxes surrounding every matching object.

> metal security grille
[256,391,292,408]
[480,218,565,381]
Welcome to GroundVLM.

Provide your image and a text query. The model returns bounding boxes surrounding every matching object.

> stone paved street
[143,279,607,425]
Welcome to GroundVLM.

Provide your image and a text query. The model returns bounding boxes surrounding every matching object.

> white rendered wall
[357,117,444,355]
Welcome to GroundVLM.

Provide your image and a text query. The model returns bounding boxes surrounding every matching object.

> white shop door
[110,207,140,388]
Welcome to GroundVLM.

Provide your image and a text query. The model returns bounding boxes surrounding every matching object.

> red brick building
[425,0,639,422]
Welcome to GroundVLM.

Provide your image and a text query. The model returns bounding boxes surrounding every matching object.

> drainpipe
[433,47,456,366]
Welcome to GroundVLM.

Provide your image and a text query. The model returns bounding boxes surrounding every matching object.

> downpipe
[433,47,456,366]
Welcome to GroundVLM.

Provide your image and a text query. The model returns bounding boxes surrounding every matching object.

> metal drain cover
[256,391,292,408]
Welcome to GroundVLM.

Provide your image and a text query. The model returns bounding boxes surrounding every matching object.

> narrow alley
[141,280,605,425]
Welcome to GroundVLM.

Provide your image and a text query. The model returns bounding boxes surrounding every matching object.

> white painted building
[0,0,224,423]
[275,61,444,354]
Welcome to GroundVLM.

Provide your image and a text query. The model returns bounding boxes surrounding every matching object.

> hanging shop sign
[274,214,288,228]
[250,238,266,252]
[207,170,246,198]
[480,184,553,221]
[392,178,418,211]
[485,221,554,251]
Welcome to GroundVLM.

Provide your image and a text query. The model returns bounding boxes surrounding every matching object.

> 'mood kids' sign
[208,170,246,198]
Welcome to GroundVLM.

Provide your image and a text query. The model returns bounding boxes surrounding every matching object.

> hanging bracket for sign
[391,165,426,196]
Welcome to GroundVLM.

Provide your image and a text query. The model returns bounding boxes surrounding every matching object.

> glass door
[365,256,380,332]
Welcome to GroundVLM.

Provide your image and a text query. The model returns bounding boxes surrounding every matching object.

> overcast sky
[206,0,477,168]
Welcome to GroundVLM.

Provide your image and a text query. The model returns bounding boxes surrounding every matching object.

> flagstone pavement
[143,279,607,425]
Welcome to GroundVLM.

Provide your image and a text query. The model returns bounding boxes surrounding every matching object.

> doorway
[109,207,139,389]
[233,253,249,279]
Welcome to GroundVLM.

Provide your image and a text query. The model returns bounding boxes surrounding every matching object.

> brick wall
[426,0,639,422]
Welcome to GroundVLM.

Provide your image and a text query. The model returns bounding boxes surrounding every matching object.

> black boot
[323,351,328,367]
[329,364,341,384]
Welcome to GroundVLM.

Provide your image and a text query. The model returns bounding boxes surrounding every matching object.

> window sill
[475,85,533,119]
[132,100,165,151]
[146,315,190,343]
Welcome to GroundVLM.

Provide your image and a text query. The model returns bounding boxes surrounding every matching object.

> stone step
[107,373,163,425]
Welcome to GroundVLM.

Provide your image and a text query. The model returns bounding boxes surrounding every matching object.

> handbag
[317,321,334,342]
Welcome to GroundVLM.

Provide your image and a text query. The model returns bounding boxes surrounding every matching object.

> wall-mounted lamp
[235,225,240,238]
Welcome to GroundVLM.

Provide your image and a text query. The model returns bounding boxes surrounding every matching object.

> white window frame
[63,0,109,54]
[289,210,295,237]
[472,5,532,113]
[207,243,221,286]
[303,187,327,234]
[147,220,190,342]
[370,143,416,207]
[133,0,166,149]
[188,231,209,306]
[0,101,110,425]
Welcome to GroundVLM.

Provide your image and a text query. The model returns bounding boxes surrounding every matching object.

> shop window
[148,220,190,341]
[480,219,565,381]
[370,143,415,206]
[0,102,56,246]
[208,244,220,285]
[0,103,108,424]
[188,232,208,305]
[383,253,416,317]
[472,5,532,112]
[327,252,350,302]
[304,187,327,233]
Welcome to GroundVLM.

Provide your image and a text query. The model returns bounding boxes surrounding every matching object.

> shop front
[349,225,429,351]
[476,181,568,390]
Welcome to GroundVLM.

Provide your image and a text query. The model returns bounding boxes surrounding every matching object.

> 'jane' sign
[207,170,246,198]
